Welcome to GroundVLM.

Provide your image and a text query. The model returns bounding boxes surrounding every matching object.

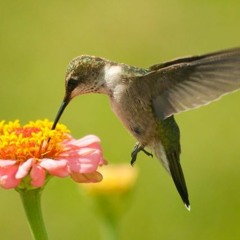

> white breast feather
[104,64,125,101]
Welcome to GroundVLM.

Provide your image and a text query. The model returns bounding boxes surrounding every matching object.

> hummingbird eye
[67,78,78,92]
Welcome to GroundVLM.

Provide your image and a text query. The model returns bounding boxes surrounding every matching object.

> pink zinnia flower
[0,119,106,190]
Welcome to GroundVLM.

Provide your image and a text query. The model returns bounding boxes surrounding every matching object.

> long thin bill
[51,100,69,130]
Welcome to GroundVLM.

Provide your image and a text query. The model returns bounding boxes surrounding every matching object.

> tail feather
[156,115,190,209]
[156,143,190,209]
[167,151,190,209]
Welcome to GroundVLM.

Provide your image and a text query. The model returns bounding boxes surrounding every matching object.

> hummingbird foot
[141,148,153,158]
[130,144,153,166]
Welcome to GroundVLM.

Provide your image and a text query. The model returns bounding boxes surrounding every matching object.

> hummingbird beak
[51,96,70,130]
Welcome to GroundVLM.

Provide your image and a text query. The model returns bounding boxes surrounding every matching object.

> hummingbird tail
[167,151,190,210]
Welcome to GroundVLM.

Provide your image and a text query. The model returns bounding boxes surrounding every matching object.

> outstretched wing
[145,48,240,120]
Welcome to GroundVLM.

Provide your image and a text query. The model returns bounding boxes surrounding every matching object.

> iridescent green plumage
[157,116,189,207]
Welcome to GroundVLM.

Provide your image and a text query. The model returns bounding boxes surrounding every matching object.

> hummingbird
[52,48,240,209]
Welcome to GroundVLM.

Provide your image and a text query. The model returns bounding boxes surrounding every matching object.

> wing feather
[145,48,240,120]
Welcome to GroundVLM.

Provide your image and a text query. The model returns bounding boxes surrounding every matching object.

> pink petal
[0,160,17,167]
[71,171,103,183]
[16,158,33,179]
[30,164,46,187]
[76,148,97,156]
[0,164,20,189]
[81,149,105,168]
[66,149,102,173]
[64,135,100,148]
[40,159,69,177]
[57,134,106,182]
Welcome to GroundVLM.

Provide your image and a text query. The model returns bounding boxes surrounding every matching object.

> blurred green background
[1,0,240,239]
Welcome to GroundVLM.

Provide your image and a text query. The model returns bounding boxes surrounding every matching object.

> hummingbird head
[65,55,107,100]
[51,55,106,130]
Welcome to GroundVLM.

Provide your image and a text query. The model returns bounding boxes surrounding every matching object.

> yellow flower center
[0,119,70,162]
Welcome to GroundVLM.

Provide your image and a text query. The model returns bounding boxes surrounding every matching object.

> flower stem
[99,216,119,240]
[19,188,48,240]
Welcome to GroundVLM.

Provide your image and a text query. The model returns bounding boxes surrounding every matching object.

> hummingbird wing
[147,48,240,120]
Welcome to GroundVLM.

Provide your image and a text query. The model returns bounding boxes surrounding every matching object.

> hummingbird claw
[130,144,139,166]
[130,156,137,166]
[141,148,153,158]
[130,144,153,166]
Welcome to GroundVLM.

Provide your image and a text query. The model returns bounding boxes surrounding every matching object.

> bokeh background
[1,1,240,239]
